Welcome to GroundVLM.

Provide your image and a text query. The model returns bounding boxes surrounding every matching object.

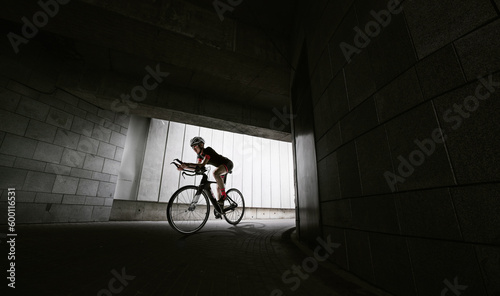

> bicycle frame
[195,173,237,213]
[171,159,237,214]
[168,159,245,233]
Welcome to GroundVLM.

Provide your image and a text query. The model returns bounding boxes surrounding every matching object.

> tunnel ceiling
[1,0,297,141]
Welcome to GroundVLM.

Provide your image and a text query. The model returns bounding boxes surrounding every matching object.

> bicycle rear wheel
[223,188,245,225]
[167,185,210,234]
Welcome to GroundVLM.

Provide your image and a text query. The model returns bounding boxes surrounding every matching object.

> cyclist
[178,136,234,210]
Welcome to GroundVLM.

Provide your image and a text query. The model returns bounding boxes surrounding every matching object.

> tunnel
[0,0,499,295]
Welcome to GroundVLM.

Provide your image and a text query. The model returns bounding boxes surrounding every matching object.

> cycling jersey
[197,147,231,168]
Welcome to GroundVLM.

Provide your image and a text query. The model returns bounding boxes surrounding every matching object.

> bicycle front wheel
[167,185,210,234]
[224,188,245,225]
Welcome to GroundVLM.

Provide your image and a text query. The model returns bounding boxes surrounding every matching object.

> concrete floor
[10,219,391,296]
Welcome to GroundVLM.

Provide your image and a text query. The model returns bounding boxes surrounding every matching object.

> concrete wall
[290,45,321,242]
[0,42,129,223]
[292,0,500,295]
[110,200,295,221]
[0,10,291,142]
[114,115,150,201]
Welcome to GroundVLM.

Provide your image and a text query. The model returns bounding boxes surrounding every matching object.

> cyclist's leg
[221,161,233,198]
[213,165,228,200]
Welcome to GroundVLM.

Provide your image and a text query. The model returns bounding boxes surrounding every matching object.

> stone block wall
[292,0,500,295]
[0,80,129,223]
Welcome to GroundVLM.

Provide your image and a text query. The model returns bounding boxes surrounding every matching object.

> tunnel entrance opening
[111,116,296,221]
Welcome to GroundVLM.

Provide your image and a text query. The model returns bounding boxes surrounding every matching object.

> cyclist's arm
[195,157,209,169]
[180,157,209,170]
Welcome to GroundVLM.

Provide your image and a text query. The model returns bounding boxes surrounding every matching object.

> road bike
[167,159,245,234]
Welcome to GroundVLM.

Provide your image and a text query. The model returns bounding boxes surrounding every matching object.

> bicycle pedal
[213,209,222,219]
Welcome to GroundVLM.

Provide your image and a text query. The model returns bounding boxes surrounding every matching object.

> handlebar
[171,159,207,178]
[170,158,184,169]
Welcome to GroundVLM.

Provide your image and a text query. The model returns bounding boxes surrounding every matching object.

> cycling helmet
[190,136,205,147]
